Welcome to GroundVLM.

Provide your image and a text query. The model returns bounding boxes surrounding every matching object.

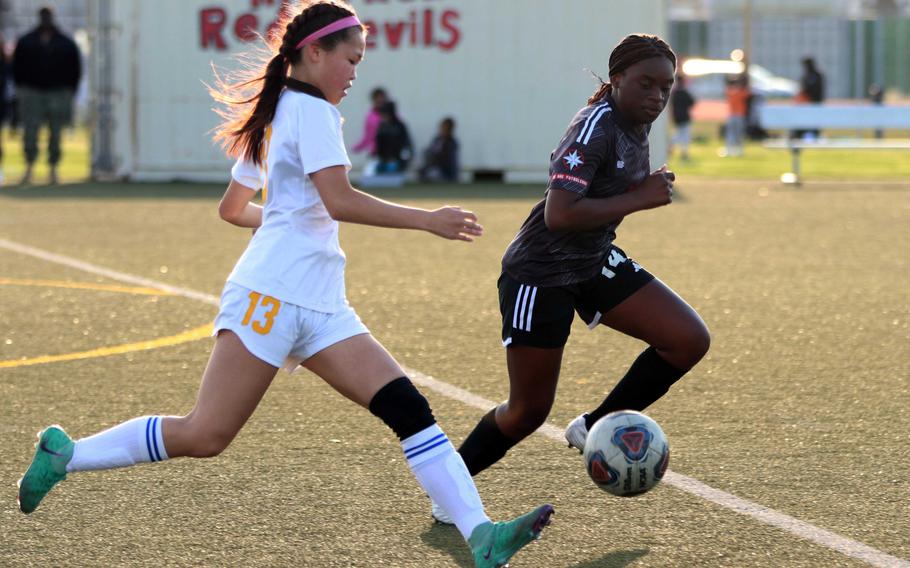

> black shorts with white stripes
[498,245,655,349]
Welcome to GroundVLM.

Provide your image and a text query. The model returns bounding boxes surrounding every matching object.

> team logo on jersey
[562,148,585,170]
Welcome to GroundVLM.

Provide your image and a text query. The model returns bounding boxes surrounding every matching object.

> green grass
[0,126,90,185]
[0,180,908,567]
[3,123,910,186]
[669,121,910,180]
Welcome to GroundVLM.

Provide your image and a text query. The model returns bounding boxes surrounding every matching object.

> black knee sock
[585,347,687,429]
[457,408,521,476]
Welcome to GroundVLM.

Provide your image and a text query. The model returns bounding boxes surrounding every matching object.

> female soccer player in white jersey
[430,34,711,523]
[17,2,552,565]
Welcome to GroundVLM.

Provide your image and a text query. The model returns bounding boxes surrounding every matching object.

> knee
[369,377,436,441]
[174,416,236,458]
[680,321,711,368]
[500,400,553,438]
[691,320,711,355]
[189,428,235,458]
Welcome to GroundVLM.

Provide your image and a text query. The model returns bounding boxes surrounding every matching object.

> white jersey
[227,90,351,313]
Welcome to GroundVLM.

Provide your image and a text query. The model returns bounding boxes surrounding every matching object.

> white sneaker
[564,414,589,454]
[431,499,455,525]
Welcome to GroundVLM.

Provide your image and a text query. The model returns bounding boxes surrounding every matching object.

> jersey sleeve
[298,103,352,175]
[547,112,615,196]
[230,157,265,190]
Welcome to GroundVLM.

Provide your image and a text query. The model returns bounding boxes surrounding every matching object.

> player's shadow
[569,548,650,567]
[420,524,649,568]
[420,523,474,567]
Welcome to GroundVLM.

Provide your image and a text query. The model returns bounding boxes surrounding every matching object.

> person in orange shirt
[724,74,750,157]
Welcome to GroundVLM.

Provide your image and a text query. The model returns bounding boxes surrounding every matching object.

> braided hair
[588,34,677,105]
[211,0,365,165]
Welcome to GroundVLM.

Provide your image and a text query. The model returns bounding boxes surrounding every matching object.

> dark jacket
[13,26,81,91]
[376,120,412,168]
[423,134,459,180]
[800,69,825,103]
[670,87,695,125]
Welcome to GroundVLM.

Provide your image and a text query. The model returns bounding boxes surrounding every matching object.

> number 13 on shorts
[241,291,281,335]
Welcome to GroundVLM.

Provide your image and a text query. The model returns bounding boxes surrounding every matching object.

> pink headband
[295,15,362,50]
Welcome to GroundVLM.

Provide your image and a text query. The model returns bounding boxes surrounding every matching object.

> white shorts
[213,282,369,370]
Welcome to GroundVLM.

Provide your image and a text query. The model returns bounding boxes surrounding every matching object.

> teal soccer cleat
[17,425,74,514]
[469,504,554,567]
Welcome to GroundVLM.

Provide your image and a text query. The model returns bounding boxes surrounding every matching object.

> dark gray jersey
[502,94,651,287]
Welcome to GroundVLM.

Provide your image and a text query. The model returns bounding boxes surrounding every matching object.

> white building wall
[89,0,669,183]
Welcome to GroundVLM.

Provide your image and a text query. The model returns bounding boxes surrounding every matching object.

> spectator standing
[351,87,387,156]
[868,83,884,139]
[799,56,825,104]
[669,74,695,161]
[419,116,459,182]
[794,56,825,140]
[13,6,81,185]
[723,74,749,157]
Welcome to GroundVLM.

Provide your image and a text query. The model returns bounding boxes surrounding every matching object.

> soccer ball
[583,410,669,497]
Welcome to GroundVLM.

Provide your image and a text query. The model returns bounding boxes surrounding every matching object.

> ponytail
[233,54,287,164]
[587,81,611,105]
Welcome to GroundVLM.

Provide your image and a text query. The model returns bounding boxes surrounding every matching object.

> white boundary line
[406,369,909,568]
[0,238,220,307]
[2,236,907,568]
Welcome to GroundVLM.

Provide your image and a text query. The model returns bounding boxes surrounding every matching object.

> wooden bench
[757,105,910,184]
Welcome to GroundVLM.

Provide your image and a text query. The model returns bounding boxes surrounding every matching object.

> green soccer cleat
[469,504,554,568]
[17,425,74,514]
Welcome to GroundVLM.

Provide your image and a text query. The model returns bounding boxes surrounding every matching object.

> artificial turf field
[0,179,907,567]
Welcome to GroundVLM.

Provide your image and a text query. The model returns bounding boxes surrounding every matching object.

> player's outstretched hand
[632,165,675,210]
[427,206,484,241]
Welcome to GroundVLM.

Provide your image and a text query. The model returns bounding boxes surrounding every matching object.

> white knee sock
[67,416,169,472]
[402,424,490,540]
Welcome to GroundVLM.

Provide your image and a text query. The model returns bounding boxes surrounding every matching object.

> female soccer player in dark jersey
[432,34,710,522]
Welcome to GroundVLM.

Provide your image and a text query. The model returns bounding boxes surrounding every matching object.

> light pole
[743,0,753,62]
